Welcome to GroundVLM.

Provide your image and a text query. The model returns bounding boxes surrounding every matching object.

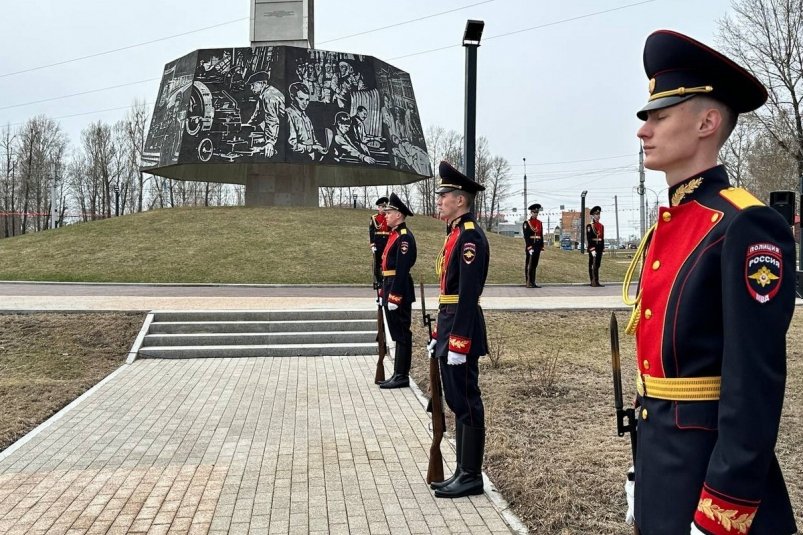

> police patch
[745,242,782,304]
[462,242,477,264]
[401,241,409,254]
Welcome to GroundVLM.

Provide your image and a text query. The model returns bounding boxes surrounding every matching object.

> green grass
[0,206,634,284]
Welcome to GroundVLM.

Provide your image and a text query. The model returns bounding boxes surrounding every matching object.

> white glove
[625,466,635,526]
[427,338,437,356]
[371,245,377,253]
[447,351,466,365]
[690,522,705,535]
[591,250,597,257]
[387,302,398,311]
[528,248,534,255]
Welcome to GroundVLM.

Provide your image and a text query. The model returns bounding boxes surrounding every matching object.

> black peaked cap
[637,29,767,120]
[436,161,485,194]
[387,192,414,217]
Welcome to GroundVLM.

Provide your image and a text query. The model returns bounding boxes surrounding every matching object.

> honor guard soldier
[522,203,544,287]
[378,193,417,389]
[586,206,605,286]
[369,197,390,289]
[622,30,797,535]
[429,161,489,499]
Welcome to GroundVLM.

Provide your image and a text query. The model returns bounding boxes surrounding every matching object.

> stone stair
[130,309,378,360]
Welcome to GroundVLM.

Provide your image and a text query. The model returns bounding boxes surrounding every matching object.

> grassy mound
[0,206,634,284]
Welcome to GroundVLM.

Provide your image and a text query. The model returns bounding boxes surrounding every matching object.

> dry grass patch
[0,313,144,452]
[410,310,803,534]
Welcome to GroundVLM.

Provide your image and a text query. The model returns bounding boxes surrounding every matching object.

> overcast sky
[0,0,735,238]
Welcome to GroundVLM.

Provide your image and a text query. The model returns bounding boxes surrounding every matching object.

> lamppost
[463,19,484,191]
[114,183,120,217]
[352,193,358,209]
[580,190,588,253]
[50,162,58,230]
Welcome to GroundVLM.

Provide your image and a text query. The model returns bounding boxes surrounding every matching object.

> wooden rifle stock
[610,312,640,535]
[374,289,386,384]
[420,282,445,484]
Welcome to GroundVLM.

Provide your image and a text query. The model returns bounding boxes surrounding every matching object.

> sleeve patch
[694,487,757,535]
[462,242,477,264]
[745,242,782,304]
[400,241,409,254]
[448,335,471,353]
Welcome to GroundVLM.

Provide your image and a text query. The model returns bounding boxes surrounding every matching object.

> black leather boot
[431,421,463,490]
[434,425,484,498]
[380,342,409,389]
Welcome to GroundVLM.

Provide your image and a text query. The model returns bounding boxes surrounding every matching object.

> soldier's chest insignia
[745,242,783,304]
[462,242,477,264]
[400,241,409,254]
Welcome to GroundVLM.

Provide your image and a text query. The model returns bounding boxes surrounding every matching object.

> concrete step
[148,319,376,335]
[150,309,376,323]
[137,342,378,359]
[142,331,377,347]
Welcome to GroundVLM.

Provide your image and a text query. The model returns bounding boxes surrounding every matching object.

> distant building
[560,208,591,246]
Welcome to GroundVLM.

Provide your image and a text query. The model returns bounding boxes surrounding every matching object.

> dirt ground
[1,310,799,534]
[410,310,803,534]
[0,312,144,452]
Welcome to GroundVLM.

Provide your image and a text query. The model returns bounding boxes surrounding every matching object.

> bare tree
[718,0,803,183]
[480,155,512,230]
[420,126,461,216]
[14,116,67,232]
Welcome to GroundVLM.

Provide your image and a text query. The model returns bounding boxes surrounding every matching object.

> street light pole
[115,183,120,217]
[522,157,527,214]
[462,19,484,201]
[580,190,588,253]
[50,162,58,230]
[638,144,646,237]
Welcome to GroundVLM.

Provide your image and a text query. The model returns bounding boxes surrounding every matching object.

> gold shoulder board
[464,222,475,230]
[400,228,407,235]
[719,187,764,209]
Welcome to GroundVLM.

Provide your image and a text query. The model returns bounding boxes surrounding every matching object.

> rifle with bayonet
[373,249,386,384]
[374,287,387,384]
[610,311,639,535]
[421,282,445,484]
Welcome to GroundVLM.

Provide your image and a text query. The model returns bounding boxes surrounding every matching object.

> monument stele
[141,0,431,206]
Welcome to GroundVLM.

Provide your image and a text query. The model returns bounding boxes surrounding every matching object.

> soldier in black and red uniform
[378,193,417,389]
[369,196,390,289]
[428,161,489,499]
[522,203,544,288]
[622,30,797,535]
[586,205,605,287]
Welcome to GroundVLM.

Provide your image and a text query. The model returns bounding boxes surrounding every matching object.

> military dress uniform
[586,206,604,286]
[625,30,798,535]
[379,193,417,389]
[369,197,390,289]
[522,203,544,287]
[430,161,489,499]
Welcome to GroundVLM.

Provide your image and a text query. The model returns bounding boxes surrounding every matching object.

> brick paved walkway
[0,357,517,534]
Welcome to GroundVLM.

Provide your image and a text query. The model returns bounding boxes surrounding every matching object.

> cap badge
[648,77,656,95]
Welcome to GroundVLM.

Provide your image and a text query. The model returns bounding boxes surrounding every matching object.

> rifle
[374,287,387,384]
[610,311,639,535]
[421,282,445,484]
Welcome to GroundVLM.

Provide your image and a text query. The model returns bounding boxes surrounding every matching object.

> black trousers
[524,247,542,284]
[439,354,484,427]
[588,247,603,281]
[384,300,412,347]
